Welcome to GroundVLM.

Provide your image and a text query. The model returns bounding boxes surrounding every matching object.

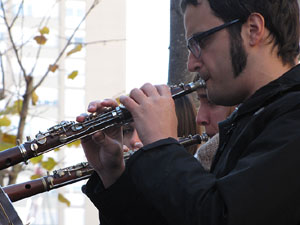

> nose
[196,105,210,127]
[187,52,203,72]
[130,130,143,150]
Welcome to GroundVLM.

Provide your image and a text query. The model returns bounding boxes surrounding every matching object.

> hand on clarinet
[120,83,178,145]
[76,99,125,188]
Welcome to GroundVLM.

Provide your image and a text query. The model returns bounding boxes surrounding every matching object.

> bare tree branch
[0,53,5,100]
[72,38,126,46]
[0,0,101,185]
[28,46,42,77]
[10,0,24,28]
[0,0,27,81]
[32,0,101,93]
[29,0,61,77]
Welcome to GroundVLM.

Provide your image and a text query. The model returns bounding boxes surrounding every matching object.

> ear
[244,13,265,46]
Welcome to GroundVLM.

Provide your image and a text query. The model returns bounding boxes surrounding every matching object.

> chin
[206,132,215,138]
[208,92,237,107]
[207,93,224,106]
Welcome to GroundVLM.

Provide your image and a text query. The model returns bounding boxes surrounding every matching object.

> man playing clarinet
[78,0,300,224]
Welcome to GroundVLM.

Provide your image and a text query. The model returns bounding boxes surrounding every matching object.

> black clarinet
[0,79,206,170]
[3,133,208,202]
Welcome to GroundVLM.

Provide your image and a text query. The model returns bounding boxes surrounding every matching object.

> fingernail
[88,104,94,110]
[119,95,126,102]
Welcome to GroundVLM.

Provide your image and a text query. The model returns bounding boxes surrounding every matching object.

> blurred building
[0,0,125,224]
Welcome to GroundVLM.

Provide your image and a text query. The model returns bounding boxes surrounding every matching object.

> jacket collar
[233,64,300,119]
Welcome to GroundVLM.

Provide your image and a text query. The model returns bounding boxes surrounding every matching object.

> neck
[242,47,295,99]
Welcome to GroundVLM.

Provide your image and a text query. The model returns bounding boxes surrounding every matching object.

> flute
[0,79,205,170]
[3,133,208,202]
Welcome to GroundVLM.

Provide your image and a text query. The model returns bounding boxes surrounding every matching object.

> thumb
[92,130,106,144]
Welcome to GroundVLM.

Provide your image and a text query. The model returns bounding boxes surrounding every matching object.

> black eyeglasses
[187,19,240,58]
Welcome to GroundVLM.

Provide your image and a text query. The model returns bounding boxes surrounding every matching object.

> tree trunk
[168,0,193,85]
[8,76,33,185]
[168,0,198,107]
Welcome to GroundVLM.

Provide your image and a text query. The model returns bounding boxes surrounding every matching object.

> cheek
[204,37,234,81]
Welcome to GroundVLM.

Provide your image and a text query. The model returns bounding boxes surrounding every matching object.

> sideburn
[229,29,248,78]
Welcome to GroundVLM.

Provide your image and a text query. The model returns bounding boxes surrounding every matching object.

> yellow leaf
[0,142,15,151]
[31,91,39,106]
[0,116,11,126]
[68,71,78,80]
[0,100,23,116]
[66,139,81,148]
[58,193,70,207]
[30,155,43,165]
[115,94,128,105]
[30,174,42,180]
[115,97,121,105]
[54,148,60,152]
[34,35,47,45]
[2,133,16,145]
[11,100,23,114]
[49,64,59,72]
[39,26,49,35]
[67,44,82,56]
[41,157,57,171]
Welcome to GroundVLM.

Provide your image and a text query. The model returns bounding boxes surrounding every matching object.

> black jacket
[84,65,300,225]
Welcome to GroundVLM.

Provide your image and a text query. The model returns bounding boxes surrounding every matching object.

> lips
[197,73,209,82]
